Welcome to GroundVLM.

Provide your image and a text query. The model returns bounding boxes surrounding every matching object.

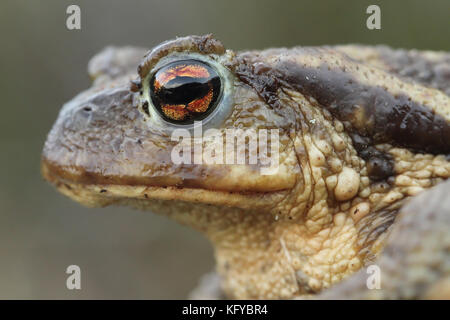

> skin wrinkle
[41,35,450,299]
[281,91,314,221]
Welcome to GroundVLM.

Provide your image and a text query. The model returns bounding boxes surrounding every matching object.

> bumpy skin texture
[42,35,450,299]
[315,180,450,299]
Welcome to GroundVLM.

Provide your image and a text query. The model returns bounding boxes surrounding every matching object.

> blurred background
[0,0,448,299]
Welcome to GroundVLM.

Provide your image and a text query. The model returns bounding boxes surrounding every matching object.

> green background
[0,0,448,298]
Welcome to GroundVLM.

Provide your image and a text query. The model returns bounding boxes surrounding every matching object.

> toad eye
[149,60,221,124]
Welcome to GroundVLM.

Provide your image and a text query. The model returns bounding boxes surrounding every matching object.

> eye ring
[149,59,222,124]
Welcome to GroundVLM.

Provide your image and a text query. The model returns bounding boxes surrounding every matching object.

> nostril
[83,106,92,112]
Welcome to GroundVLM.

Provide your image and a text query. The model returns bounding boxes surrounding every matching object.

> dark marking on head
[349,133,394,181]
[130,79,142,92]
[233,53,449,182]
[276,61,449,155]
[142,101,150,116]
[233,58,281,109]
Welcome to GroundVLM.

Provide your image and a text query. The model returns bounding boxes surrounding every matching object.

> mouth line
[41,158,289,209]
[41,155,292,192]
[51,179,286,210]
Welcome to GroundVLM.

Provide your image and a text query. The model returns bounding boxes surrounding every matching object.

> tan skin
[42,35,450,299]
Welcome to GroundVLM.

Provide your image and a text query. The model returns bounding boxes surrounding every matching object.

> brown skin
[42,35,450,299]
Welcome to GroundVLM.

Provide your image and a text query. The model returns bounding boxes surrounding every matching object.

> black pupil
[149,60,221,124]
[158,77,210,105]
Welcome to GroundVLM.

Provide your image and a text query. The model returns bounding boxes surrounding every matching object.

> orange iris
[161,104,188,121]
[154,64,210,91]
[187,88,213,113]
